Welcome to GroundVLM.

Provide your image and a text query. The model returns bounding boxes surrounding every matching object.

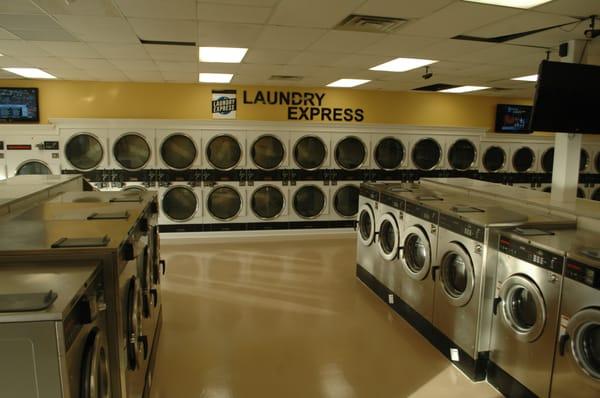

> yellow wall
[0,79,531,129]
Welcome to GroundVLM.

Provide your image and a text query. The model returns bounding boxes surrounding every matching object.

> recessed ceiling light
[2,67,56,79]
[511,74,538,82]
[439,85,490,93]
[0,53,4,57]
[327,79,371,88]
[370,57,437,72]
[199,73,233,83]
[199,47,248,63]
[463,0,552,9]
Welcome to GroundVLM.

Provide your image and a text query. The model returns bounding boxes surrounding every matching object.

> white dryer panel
[247,181,289,223]
[290,132,331,170]
[446,135,480,171]
[159,183,202,225]
[508,143,539,173]
[329,181,361,221]
[202,130,246,170]
[479,141,511,173]
[156,129,201,170]
[371,134,409,170]
[289,181,330,222]
[331,133,371,170]
[204,183,249,223]
[4,135,60,177]
[408,135,448,170]
[60,128,109,171]
[246,131,290,170]
[109,128,156,170]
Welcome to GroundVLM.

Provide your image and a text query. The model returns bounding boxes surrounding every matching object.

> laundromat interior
[1,1,600,398]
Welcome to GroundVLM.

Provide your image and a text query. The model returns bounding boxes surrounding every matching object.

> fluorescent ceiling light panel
[511,74,538,82]
[327,79,371,88]
[199,47,247,63]
[199,73,233,83]
[463,0,552,9]
[370,57,437,72]
[2,67,56,79]
[439,85,490,93]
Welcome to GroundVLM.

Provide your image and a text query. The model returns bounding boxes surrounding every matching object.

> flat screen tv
[0,87,39,123]
[495,104,532,133]
[530,60,600,134]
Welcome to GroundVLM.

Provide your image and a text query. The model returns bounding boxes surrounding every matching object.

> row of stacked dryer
[355,181,599,398]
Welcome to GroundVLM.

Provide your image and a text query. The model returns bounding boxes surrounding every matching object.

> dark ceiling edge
[139,38,197,46]
[452,20,584,45]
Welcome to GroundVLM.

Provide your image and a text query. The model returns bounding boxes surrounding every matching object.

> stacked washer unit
[156,129,202,232]
[4,132,60,177]
[356,182,383,286]
[60,128,110,189]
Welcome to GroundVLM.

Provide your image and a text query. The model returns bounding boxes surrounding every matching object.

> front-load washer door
[206,134,242,170]
[113,133,151,171]
[250,185,285,220]
[333,185,359,219]
[251,135,285,170]
[402,225,431,281]
[377,213,400,261]
[16,160,52,175]
[335,136,366,170]
[138,245,153,318]
[439,242,475,307]
[162,186,198,222]
[80,327,111,398]
[498,274,547,343]
[293,135,326,170]
[564,308,600,386]
[65,133,104,171]
[207,186,242,221]
[126,276,146,371]
[160,133,197,170]
[357,203,376,246]
[293,185,325,219]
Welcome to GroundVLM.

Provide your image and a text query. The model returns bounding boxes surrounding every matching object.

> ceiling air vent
[269,75,303,81]
[414,84,458,92]
[336,14,407,34]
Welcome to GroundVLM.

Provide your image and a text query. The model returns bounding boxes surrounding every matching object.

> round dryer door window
[482,146,506,172]
[80,328,110,398]
[206,135,242,170]
[578,187,586,199]
[448,139,476,171]
[293,136,326,170]
[335,136,366,170]
[160,133,197,170]
[293,185,325,219]
[541,148,555,173]
[16,160,51,175]
[65,133,104,171]
[126,276,144,371]
[440,243,475,307]
[499,275,546,342]
[412,138,441,170]
[374,137,404,170]
[162,186,198,222]
[358,204,375,245]
[207,186,242,221]
[251,185,284,220]
[333,185,359,218]
[251,135,285,170]
[113,133,151,170]
[566,309,600,380]
[512,147,535,172]
[402,226,431,280]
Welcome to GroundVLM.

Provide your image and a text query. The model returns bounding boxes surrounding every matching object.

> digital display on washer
[405,201,438,224]
[499,236,564,274]
[380,192,405,210]
[0,87,39,123]
[565,258,600,289]
[439,213,485,243]
[359,185,379,201]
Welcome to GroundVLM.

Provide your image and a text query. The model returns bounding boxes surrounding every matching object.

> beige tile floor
[150,236,501,398]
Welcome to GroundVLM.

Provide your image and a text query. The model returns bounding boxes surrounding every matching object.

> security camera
[585,29,600,39]
[422,66,433,80]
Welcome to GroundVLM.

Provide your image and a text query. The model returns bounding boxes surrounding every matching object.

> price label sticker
[388,294,394,304]
[450,348,460,362]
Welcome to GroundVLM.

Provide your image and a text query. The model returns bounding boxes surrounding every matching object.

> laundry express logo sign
[242,90,364,122]
[212,89,237,119]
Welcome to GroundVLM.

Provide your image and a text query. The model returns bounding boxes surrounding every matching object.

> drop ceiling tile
[412,40,495,61]
[333,53,394,69]
[122,69,164,81]
[0,40,49,56]
[459,44,548,67]
[358,35,440,56]
[155,61,197,72]
[0,55,33,67]
[30,41,101,58]
[197,3,272,24]
[535,0,600,18]
[236,63,280,75]
[89,43,150,60]
[355,0,455,19]
[197,22,263,47]
[0,27,19,40]
[15,56,74,69]
[509,21,588,47]
[128,18,197,43]
[243,49,298,65]
[254,26,326,50]
[12,29,78,42]
[308,31,382,53]
[0,0,45,15]
[54,15,139,43]
[288,51,348,67]
[144,44,197,61]
[268,0,364,28]
[32,0,121,17]
[160,71,197,82]
[0,14,64,31]
[43,68,93,80]
[114,0,197,20]
[64,57,116,70]
[205,0,279,6]
[398,2,521,38]
[0,70,21,79]
[86,68,129,80]
[466,11,578,38]
[110,59,159,71]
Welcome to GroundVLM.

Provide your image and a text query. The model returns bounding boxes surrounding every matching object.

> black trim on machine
[159,220,357,233]
[487,361,538,398]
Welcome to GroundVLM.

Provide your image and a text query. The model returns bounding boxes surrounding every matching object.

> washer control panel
[565,258,600,289]
[499,236,564,273]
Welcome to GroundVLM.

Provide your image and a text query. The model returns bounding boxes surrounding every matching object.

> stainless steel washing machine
[356,182,383,279]
[375,186,406,293]
[0,261,110,398]
[551,230,600,398]
[488,227,571,398]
